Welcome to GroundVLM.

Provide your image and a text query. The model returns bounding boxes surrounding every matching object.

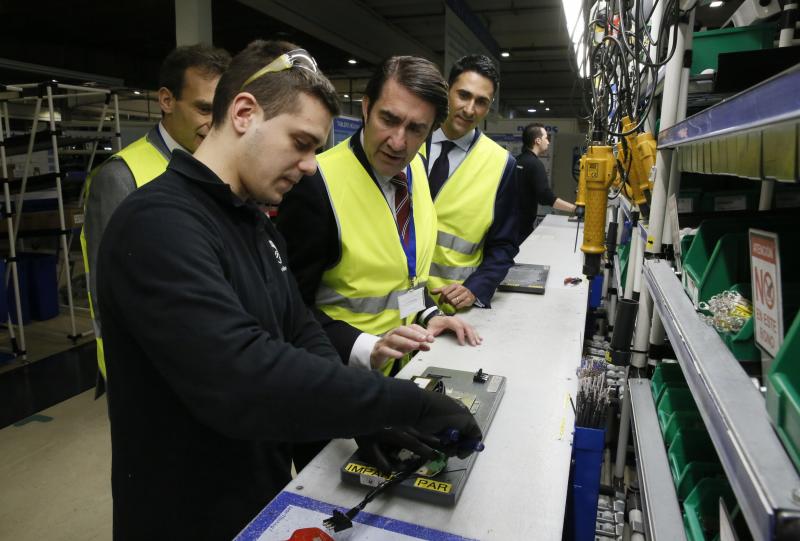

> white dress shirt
[426,127,476,178]
[157,122,189,154]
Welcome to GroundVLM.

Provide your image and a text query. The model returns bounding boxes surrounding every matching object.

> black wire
[580,0,698,144]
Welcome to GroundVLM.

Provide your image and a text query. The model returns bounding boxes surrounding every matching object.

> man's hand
[356,391,484,472]
[426,315,482,346]
[431,284,477,311]
[355,427,441,473]
[370,324,434,369]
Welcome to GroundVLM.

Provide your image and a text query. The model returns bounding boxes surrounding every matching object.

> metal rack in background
[0,81,121,359]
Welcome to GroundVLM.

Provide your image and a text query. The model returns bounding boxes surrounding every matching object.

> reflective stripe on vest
[80,135,170,379]
[429,262,477,282]
[316,281,429,315]
[436,230,482,255]
[428,133,509,310]
[315,138,437,376]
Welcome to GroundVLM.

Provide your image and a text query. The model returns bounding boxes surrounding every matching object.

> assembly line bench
[238,215,588,540]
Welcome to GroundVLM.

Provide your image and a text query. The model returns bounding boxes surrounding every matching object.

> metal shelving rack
[645,259,800,541]
[0,85,28,357]
[597,7,800,541]
[629,378,687,541]
[659,64,800,183]
[0,81,120,358]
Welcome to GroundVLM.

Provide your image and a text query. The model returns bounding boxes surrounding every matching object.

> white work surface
[256,215,587,540]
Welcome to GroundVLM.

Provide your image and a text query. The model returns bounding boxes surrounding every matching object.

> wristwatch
[422,309,446,327]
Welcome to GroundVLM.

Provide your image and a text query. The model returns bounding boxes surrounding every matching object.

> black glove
[355,426,441,473]
[355,391,483,472]
[413,391,483,460]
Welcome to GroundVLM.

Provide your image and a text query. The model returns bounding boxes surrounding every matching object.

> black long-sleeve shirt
[516,148,557,243]
[97,150,425,540]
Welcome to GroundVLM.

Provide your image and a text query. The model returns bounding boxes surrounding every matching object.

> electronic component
[498,263,550,294]
[411,375,445,394]
[339,367,506,506]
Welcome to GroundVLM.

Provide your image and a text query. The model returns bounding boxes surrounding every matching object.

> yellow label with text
[647,235,655,247]
[344,462,386,478]
[413,478,452,493]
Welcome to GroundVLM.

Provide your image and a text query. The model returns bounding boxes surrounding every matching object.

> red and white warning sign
[750,229,783,357]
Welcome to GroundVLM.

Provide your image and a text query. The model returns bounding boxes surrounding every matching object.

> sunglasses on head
[240,49,318,91]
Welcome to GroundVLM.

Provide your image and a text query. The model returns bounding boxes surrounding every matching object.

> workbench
[238,215,588,540]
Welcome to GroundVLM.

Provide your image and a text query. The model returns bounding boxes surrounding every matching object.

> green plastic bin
[680,233,695,269]
[692,233,751,305]
[691,25,775,76]
[767,309,800,472]
[676,461,725,502]
[651,362,687,404]
[668,428,721,496]
[657,387,699,434]
[618,242,630,290]
[690,231,800,361]
[682,217,797,305]
[664,410,706,448]
[683,478,736,541]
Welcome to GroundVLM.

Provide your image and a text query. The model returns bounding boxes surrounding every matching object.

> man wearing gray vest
[81,44,230,390]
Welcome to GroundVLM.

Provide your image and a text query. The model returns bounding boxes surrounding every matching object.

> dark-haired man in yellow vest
[80,44,229,389]
[277,56,481,380]
[425,54,519,313]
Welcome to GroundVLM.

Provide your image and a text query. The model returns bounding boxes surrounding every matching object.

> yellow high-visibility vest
[316,139,437,375]
[427,133,509,313]
[80,135,169,379]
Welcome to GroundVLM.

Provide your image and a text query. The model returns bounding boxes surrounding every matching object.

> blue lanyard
[399,165,417,282]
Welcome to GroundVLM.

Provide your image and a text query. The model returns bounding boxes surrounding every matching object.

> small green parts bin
[683,478,737,541]
[668,428,722,502]
[651,361,687,404]
[663,411,707,451]
[657,387,698,434]
[767,309,800,473]
[691,25,775,76]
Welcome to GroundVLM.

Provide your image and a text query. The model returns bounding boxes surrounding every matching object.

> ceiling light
[562,1,589,78]
[539,99,545,104]
[347,59,357,64]
[710,1,723,7]
[343,94,350,98]
[133,90,141,95]
[545,107,550,111]
[501,51,510,58]
[527,108,537,113]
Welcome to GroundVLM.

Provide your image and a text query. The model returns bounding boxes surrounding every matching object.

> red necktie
[390,171,410,246]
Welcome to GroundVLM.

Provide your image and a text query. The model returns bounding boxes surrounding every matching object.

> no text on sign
[749,229,783,357]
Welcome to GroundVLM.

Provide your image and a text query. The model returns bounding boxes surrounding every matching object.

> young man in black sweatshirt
[98,40,481,540]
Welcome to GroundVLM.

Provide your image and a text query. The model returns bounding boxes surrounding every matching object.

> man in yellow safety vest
[277,56,481,379]
[424,54,519,313]
[80,44,230,390]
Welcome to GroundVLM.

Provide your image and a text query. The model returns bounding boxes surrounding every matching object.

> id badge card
[398,287,425,319]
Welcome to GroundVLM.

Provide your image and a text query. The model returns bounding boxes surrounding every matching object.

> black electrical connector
[609,298,638,366]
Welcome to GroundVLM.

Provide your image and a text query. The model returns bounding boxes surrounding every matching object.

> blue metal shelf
[659,64,800,149]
